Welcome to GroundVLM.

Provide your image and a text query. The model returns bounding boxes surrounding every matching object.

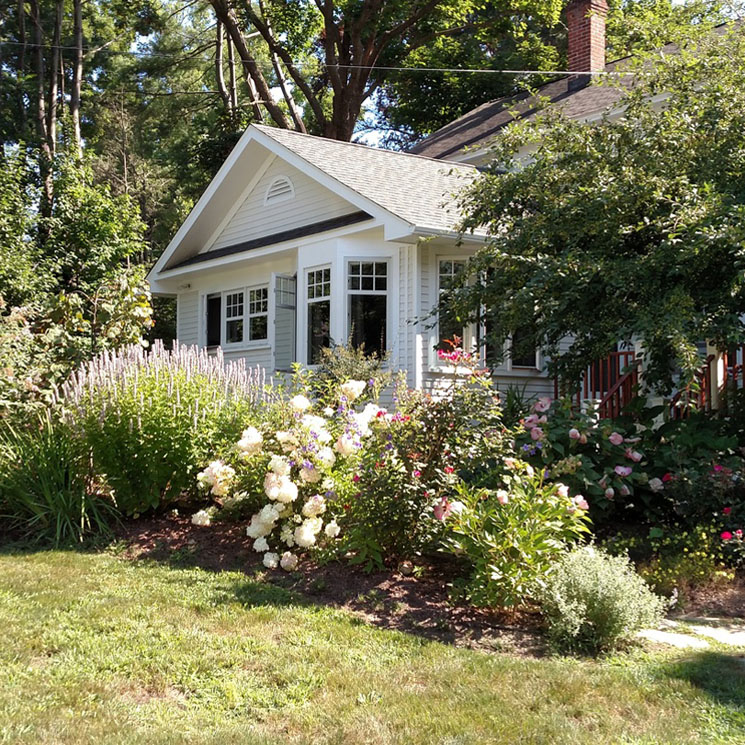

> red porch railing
[554,351,639,419]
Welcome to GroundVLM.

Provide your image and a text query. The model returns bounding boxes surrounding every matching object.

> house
[147,0,628,400]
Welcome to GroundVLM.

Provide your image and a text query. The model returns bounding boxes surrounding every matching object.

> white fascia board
[152,216,386,284]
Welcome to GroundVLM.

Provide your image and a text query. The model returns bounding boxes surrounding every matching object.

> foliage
[515,396,744,528]
[539,545,666,655]
[337,346,505,569]
[310,339,392,408]
[60,342,266,516]
[445,461,591,607]
[448,25,745,393]
[0,410,116,545]
[604,523,733,600]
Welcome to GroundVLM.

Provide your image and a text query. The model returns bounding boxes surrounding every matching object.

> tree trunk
[29,0,54,220]
[215,20,232,114]
[16,0,27,139]
[227,35,238,115]
[47,0,63,157]
[71,0,84,158]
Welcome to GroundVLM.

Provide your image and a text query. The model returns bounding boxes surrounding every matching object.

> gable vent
[264,175,295,205]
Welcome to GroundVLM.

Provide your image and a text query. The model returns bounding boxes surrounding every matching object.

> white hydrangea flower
[302,494,326,517]
[280,524,296,547]
[196,460,236,497]
[323,406,334,417]
[322,477,335,491]
[264,473,299,502]
[236,426,263,456]
[317,447,336,468]
[290,394,312,412]
[324,520,340,538]
[275,431,297,453]
[335,433,359,457]
[300,466,321,484]
[263,552,279,569]
[253,536,270,552]
[340,380,366,402]
[294,516,323,548]
[268,454,291,476]
[191,509,211,527]
[280,551,299,571]
[246,516,271,539]
[258,503,282,524]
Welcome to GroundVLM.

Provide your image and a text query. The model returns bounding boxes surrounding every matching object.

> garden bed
[115,512,544,655]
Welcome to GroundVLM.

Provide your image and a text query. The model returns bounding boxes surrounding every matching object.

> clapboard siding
[209,160,356,252]
[176,291,199,345]
[222,345,273,371]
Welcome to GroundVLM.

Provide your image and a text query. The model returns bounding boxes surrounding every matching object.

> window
[510,326,539,369]
[348,261,387,356]
[307,267,331,364]
[206,294,221,347]
[248,287,268,341]
[225,291,244,344]
[437,259,467,351]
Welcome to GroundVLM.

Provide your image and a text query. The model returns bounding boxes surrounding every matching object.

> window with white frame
[225,291,244,344]
[347,261,387,356]
[307,267,331,364]
[437,259,468,352]
[248,287,268,341]
[509,326,539,369]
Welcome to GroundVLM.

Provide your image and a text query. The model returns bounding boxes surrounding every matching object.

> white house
[147,0,631,400]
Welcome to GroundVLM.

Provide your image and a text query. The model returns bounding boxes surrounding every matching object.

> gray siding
[209,159,356,252]
[176,291,199,345]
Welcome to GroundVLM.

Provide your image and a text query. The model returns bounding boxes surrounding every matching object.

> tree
[210,0,568,141]
[374,0,730,148]
[443,24,745,393]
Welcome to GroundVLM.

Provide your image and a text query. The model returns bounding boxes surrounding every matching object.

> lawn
[1,547,744,745]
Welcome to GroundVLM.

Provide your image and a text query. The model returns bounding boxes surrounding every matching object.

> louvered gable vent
[264,175,294,204]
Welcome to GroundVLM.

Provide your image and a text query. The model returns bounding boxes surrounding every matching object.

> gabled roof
[149,124,483,281]
[252,125,480,234]
[410,58,634,161]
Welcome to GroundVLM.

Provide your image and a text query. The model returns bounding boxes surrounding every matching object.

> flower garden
[2,341,745,742]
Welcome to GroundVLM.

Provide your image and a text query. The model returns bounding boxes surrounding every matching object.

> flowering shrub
[516,397,744,527]
[195,375,381,570]
[539,546,665,655]
[335,346,505,569]
[444,459,591,608]
[60,342,266,515]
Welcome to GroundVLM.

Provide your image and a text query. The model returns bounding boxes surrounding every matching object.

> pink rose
[568,428,581,440]
[735,529,743,539]
[579,434,588,445]
[605,487,615,499]
[496,489,510,505]
[609,432,624,446]
[614,465,632,477]
[556,483,569,498]
[724,507,732,515]
[721,531,733,541]
[573,495,589,510]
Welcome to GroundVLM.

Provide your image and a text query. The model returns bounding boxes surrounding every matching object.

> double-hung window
[347,261,387,356]
[307,267,331,364]
[247,287,268,341]
[207,286,268,347]
[437,259,467,351]
[225,291,244,345]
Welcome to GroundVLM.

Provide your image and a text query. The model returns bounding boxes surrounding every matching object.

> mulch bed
[114,512,545,655]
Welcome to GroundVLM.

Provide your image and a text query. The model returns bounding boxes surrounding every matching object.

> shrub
[539,546,666,655]
[0,410,116,545]
[337,346,506,569]
[60,342,266,516]
[444,461,591,608]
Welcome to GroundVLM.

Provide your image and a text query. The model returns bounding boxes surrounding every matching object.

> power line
[0,39,632,76]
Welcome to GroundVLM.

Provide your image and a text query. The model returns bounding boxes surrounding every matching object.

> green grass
[0,548,744,744]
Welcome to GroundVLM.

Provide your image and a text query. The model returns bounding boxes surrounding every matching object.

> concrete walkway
[638,618,745,649]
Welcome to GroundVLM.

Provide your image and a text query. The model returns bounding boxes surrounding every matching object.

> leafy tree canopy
[443,23,745,393]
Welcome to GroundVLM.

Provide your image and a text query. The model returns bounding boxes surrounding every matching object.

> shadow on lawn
[656,650,745,708]
[0,513,545,655]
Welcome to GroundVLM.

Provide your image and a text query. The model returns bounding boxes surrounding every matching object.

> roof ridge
[251,123,479,170]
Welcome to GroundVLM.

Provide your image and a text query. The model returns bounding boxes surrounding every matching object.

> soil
[675,576,745,619]
[114,512,545,655]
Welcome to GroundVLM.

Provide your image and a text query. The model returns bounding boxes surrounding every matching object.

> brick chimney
[566,0,608,89]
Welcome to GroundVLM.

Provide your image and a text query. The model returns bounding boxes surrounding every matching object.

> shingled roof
[253,124,482,234]
[410,58,635,161]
